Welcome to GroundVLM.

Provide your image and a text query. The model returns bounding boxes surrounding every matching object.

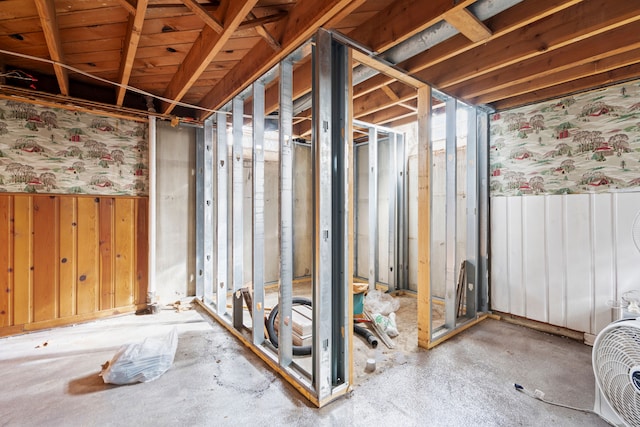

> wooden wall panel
[114,198,135,307]
[0,197,12,327]
[136,198,148,305]
[33,196,59,322]
[76,197,100,315]
[99,198,114,311]
[58,197,77,318]
[0,194,148,336]
[13,196,33,325]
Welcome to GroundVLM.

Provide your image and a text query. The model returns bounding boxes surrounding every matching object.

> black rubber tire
[266,297,312,356]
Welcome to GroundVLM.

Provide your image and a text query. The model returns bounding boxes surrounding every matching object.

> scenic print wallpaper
[489,79,640,196]
[0,100,148,196]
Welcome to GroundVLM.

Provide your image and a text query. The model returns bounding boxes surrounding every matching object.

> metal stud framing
[252,80,266,346]
[195,125,204,297]
[279,58,294,367]
[312,29,350,402]
[203,119,214,303]
[477,111,490,313]
[232,96,244,329]
[368,126,378,292]
[465,106,478,318]
[215,110,228,315]
[444,97,458,331]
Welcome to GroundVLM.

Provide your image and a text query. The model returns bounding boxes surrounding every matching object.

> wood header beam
[34,0,69,96]
[117,0,149,106]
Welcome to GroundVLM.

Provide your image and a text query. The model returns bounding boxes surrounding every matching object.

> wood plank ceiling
[0,0,638,134]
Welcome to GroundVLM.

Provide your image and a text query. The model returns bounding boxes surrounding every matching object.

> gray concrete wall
[155,121,197,303]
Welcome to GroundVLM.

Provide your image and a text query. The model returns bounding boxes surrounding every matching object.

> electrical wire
[513,384,616,426]
[0,48,315,123]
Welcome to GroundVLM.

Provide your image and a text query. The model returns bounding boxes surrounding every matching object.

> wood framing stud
[33,0,69,96]
[443,8,492,43]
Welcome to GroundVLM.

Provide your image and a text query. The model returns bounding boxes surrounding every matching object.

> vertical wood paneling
[522,196,546,323]
[490,197,509,312]
[114,198,134,307]
[593,193,614,332]
[0,194,147,336]
[0,197,12,327]
[76,197,100,315]
[33,196,59,322]
[565,194,592,332]
[13,196,33,325]
[99,198,114,310]
[546,196,566,327]
[136,198,148,305]
[507,197,525,316]
[58,197,77,318]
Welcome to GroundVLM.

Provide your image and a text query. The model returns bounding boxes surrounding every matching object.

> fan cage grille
[594,325,640,426]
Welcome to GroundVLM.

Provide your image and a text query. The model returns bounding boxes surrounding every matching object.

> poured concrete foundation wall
[155,121,196,302]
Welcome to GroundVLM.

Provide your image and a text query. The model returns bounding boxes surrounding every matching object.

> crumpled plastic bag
[100,328,179,385]
[365,289,400,316]
[373,312,399,338]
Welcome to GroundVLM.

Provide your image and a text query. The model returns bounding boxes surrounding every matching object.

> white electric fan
[592,317,640,426]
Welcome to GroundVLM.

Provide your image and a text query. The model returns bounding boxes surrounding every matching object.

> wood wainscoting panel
[0,194,148,337]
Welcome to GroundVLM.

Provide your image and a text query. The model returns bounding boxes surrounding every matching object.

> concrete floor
[0,304,608,427]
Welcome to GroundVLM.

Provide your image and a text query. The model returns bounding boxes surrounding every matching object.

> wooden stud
[417,86,431,349]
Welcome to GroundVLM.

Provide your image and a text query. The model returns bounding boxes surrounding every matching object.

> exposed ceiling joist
[198,0,367,118]
[116,0,149,106]
[33,0,69,96]
[443,7,492,42]
[161,0,259,114]
[352,49,425,89]
[117,0,137,16]
[181,0,224,33]
[248,11,281,51]
[347,0,477,54]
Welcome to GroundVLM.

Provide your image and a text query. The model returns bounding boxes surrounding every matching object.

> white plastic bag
[365,290,400,316]
[373,312,399,338]
[100,327,179,385]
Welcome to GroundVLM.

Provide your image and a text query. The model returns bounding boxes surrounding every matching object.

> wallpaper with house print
[0,100,148,195]
[489,79,640,196]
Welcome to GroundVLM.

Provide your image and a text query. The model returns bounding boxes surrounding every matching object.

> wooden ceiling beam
[492,62,640,111]
[352,49,425,88]
[351,0,584,102]
[116,0,149,106]
[416,0,640,90]
[161,0,259,114]
[197,0,367,118]
[247,11,281,51]
[473,49,640,106]
[181,0,224,33]
[457,22,640,104]
[33,0,69,96]
[347,0,477,54]
[116,0,137,16]
[443,7,491,43]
